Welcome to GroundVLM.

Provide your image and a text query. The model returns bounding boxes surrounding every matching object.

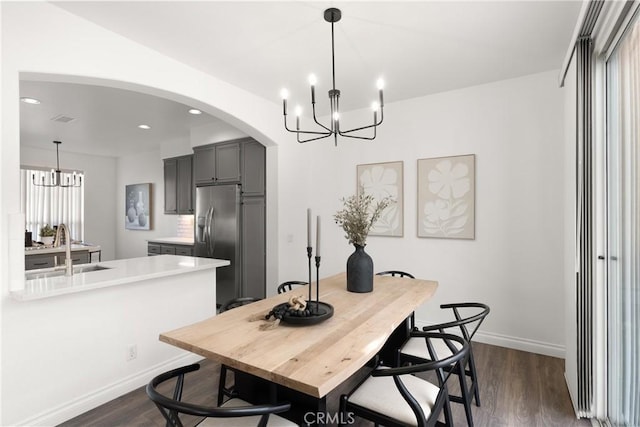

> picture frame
[125,183,151,230]
[357,161,403,237]
[417,154,475,239]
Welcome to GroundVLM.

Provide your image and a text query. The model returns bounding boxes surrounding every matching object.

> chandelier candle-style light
[32,141,82,188]
[281,8,384,146]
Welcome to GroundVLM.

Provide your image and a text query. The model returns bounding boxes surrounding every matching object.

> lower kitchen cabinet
[25,250,90,270]
[148,242,193,256]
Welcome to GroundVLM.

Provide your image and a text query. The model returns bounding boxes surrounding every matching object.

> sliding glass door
[607,11,640,426]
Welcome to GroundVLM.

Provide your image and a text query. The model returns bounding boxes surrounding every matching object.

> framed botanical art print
[125,183,151,230]
[417,154,475,239]
[357,161,403,237]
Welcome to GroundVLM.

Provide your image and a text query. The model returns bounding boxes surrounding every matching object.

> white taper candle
[307,209,312,247]
[316,216,321,257]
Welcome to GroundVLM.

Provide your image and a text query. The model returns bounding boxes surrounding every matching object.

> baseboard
[415,320,566,359]
[17,352,203,426]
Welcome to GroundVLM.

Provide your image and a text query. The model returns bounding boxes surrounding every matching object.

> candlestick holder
[272,246,333,326]
[315,255,321,314]
[307,246,313,304]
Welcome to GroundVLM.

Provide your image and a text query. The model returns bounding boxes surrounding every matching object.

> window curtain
[607,13,640,427]
[20,168,84,242]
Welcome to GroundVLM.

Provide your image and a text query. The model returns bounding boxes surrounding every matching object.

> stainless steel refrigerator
[195,184,241,306]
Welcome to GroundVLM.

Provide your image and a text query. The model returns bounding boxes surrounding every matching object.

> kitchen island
[4,253,229,426]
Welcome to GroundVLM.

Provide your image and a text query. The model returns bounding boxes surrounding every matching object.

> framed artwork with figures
[125,183,151,230]
[356,161,403,237]
[417,154,475,239]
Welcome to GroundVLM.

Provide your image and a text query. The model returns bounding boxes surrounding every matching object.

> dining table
[159,272,438,425]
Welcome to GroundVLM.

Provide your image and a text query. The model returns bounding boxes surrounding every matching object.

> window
[606,10,640,426]
[20,167,84,242]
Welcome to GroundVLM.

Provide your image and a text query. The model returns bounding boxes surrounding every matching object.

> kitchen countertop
[25,243,101,256]
[147,237,194,245]
[12,255,229,301]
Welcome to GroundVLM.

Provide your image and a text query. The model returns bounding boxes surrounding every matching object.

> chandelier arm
[297,133,333,144]
[311,105,332,132]
[285,113,331,136]
[337,130,377,141]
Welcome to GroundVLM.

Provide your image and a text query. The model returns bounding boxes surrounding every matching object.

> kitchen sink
[25,264,111,280]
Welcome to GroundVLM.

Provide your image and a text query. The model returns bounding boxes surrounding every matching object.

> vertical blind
[20,168,84,242]
[575,36,595,416]
[607,12,640,426]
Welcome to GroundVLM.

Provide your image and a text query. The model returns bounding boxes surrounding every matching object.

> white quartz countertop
[12,255,230,301]
[147,237,194,245]
[25,243,101,256]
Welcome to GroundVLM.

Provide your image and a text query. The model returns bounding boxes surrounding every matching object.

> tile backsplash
[177,215,194,238]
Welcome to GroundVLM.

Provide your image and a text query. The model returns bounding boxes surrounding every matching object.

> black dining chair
[146,363,297,427]
[217,296,262,406]
[276,281,308,294]
[219,296,262,313]
[398,302,490,427]
[339,332,469,427]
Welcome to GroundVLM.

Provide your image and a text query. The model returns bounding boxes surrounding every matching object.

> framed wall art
[417,154,475,239]
[357,161,403,237]
[125,183,151,230]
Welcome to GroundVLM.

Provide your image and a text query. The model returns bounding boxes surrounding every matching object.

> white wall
[115,148,182,259]
[277,70,567,357]
[190,121,247,148]
[21,146,118,261]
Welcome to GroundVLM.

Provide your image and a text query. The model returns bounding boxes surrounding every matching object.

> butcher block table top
[160,272,438,398]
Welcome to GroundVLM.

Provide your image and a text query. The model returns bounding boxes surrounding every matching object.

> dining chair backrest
[276,280,308,294]
[146,363,292,427]
[219,296,262,313]
[376,270,415,279]
[426,302,491,342]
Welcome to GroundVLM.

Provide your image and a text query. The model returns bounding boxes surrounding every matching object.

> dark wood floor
[60,342,590,427]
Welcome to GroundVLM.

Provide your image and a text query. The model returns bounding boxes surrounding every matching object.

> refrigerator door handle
[208,207,216,256]
[203,206,213,255]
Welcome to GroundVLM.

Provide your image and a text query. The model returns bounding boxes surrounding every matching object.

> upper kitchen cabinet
[242,140,266,197]
[194,140,241,185]
[164,155,193,214]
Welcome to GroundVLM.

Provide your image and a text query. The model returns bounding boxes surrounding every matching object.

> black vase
[346,244,374,293]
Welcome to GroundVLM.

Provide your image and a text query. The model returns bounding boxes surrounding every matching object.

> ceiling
[21,1,581,157]
[20,81,221,158]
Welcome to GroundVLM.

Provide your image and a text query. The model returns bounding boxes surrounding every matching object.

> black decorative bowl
[274,301,334,325]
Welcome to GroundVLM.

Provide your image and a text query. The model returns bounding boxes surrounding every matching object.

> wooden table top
[160,272,438,398]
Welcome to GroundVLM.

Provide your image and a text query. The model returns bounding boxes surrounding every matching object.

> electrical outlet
[126,344,137,361]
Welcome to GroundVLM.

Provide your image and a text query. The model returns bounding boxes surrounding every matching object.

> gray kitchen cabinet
[25,250,89,270]
[148,242,193,256]
[164,155,193,214]
[164,158,177,213]
[25,254,55,270]
[241,197,265,299]
[193,140,241,185]
[241,140,266,197]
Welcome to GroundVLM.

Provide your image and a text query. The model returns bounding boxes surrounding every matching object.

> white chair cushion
[348,370,441,426]
[198,398,298,427]
[400,336,463,361]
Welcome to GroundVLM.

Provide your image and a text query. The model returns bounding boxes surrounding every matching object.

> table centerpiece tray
[273,301,334,325]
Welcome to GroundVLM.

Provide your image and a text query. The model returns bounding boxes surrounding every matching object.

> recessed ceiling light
[138,124,151,130]
[21,97,41,105]
[188,109,202,115]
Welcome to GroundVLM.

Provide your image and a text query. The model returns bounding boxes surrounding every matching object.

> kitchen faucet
[54,224,73,276]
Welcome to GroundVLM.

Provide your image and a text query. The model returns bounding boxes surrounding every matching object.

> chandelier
[32,141,82,188]
[281,8,384,146]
